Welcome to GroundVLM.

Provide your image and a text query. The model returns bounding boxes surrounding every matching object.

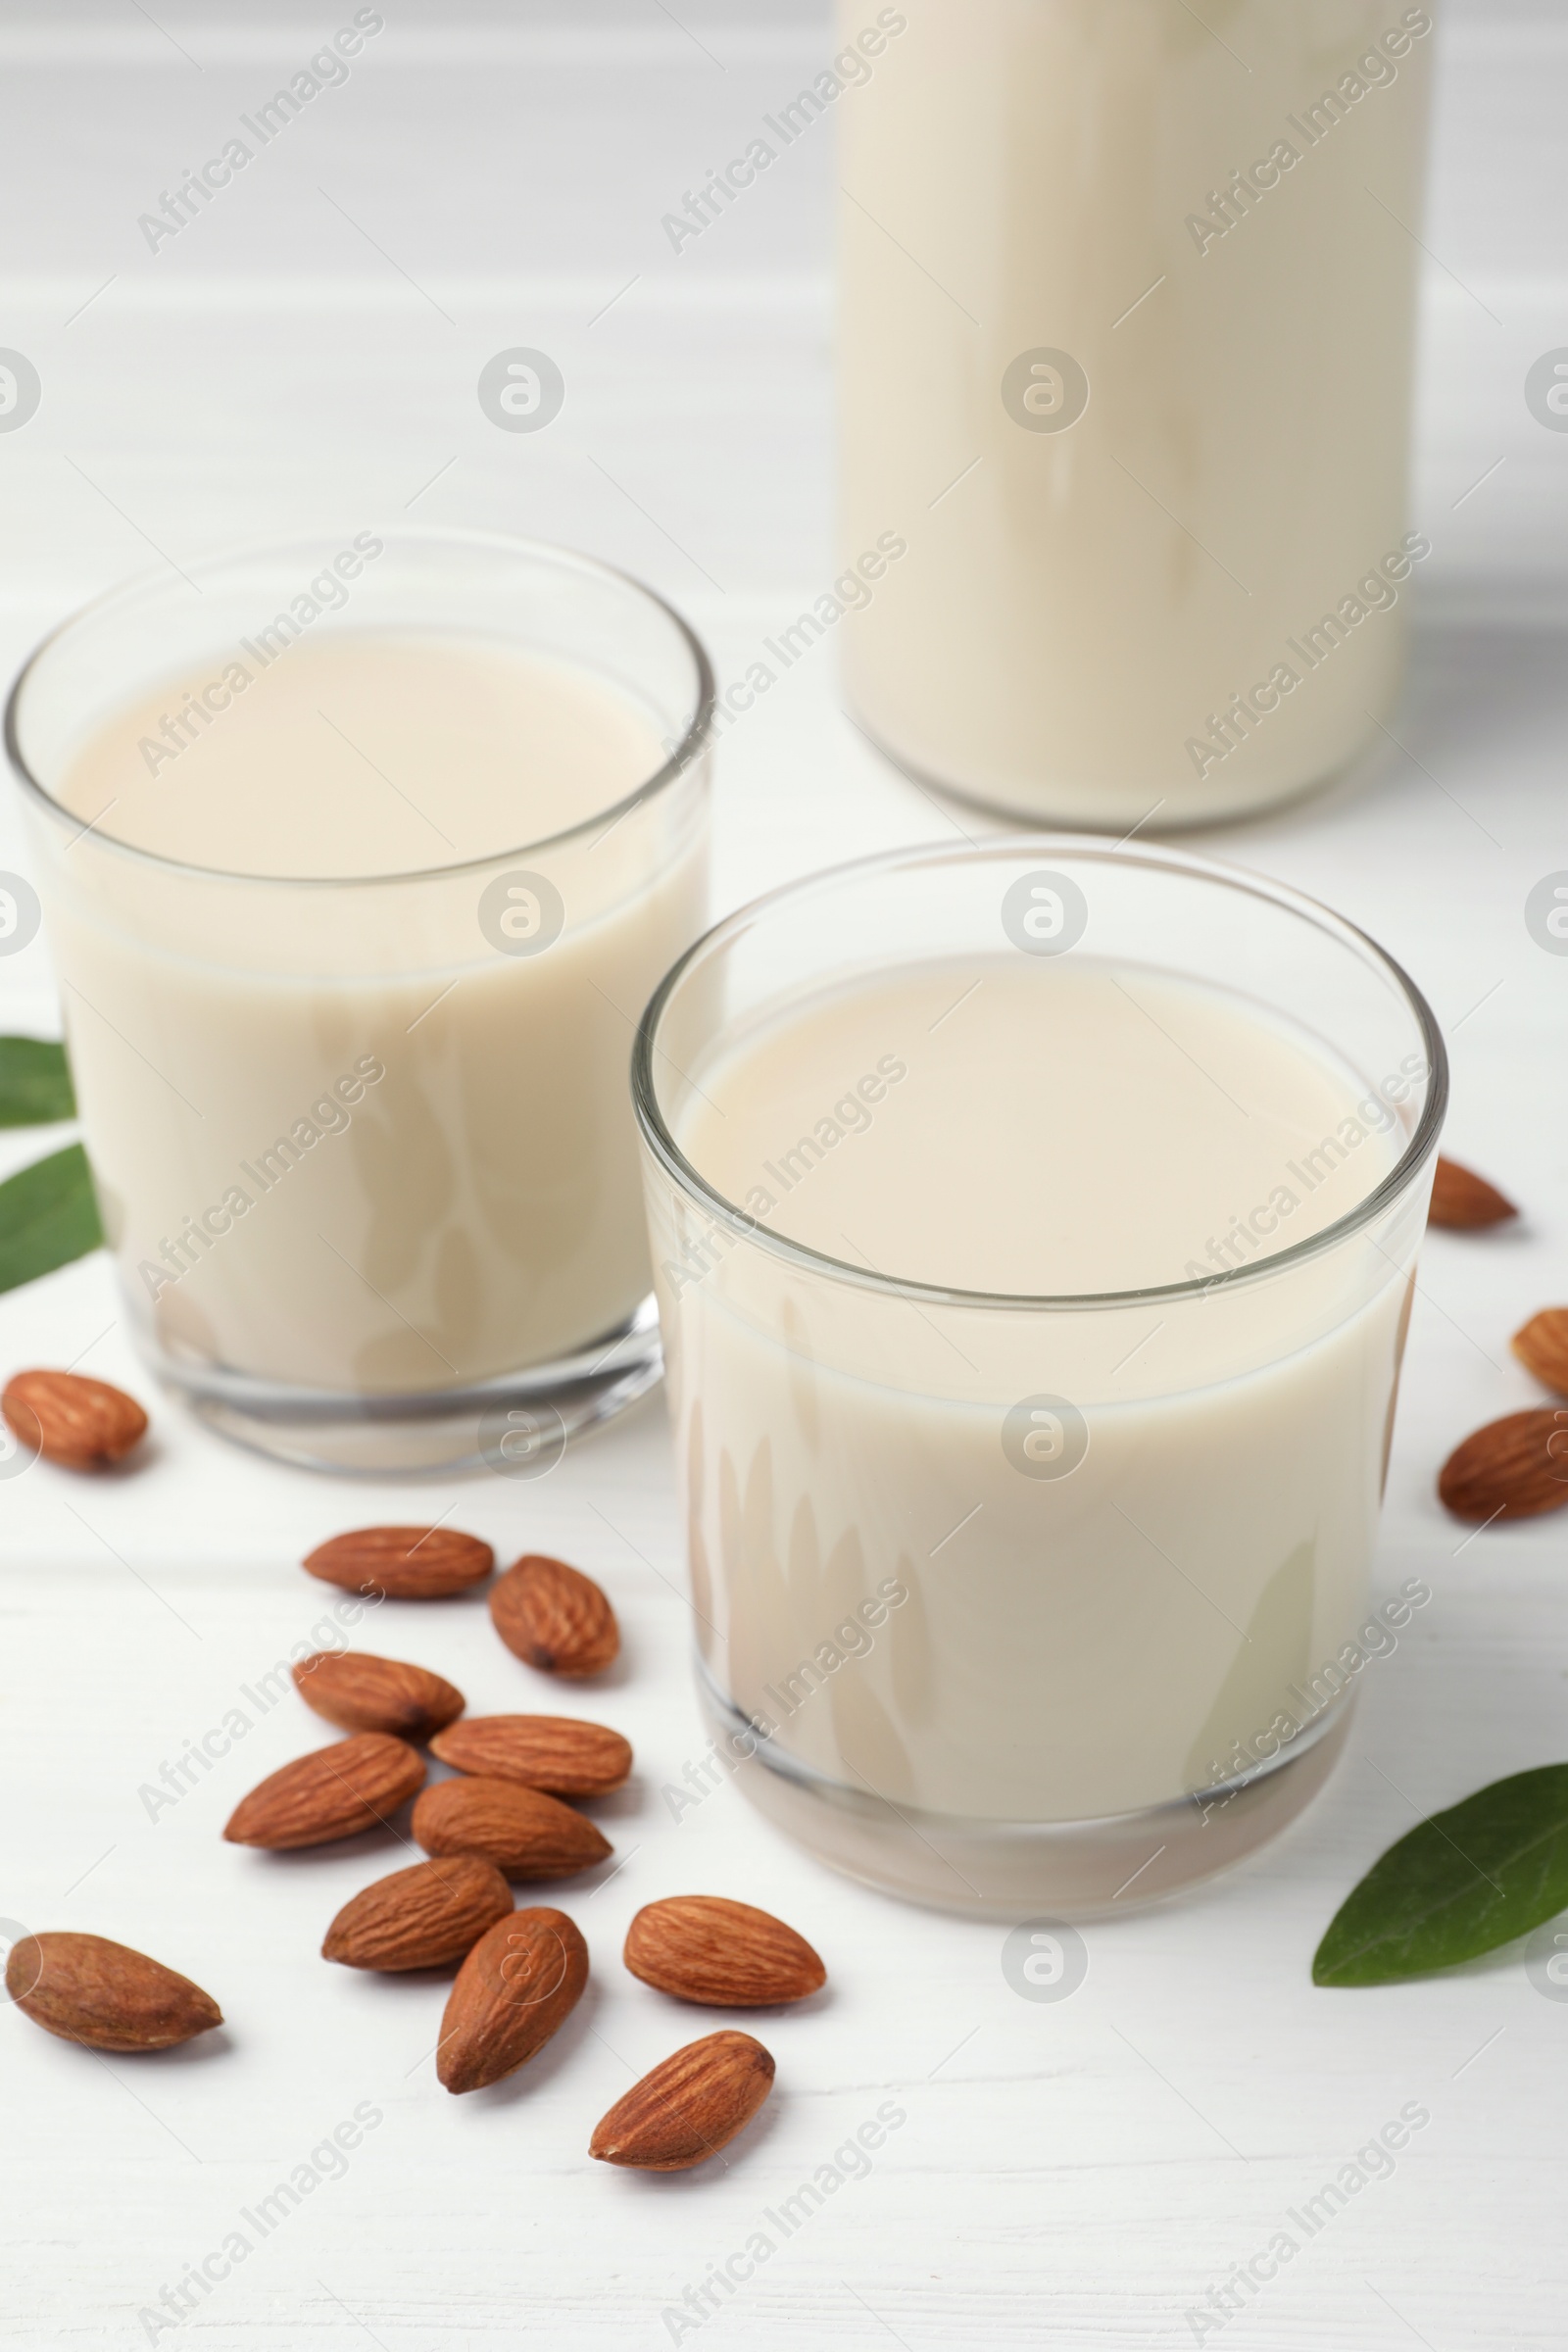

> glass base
[149,1295,663,1475]
[843,703,1356,836]
[697,1673,1354,1919]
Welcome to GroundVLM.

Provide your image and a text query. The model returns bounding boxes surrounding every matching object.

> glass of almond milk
[635,841,1445,1914]
[838,0,1436,826]
[7,530,711,1471]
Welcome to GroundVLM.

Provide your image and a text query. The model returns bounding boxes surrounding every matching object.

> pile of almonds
[0,1393,826,2173]
[1429,1156,1568,1524]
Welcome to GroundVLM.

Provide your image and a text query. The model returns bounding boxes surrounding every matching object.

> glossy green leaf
[0,1037,75,1127]
[1314,1763,1568,1984]
[0,1144,103,1294]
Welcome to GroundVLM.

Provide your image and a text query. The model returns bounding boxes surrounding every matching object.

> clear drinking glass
[634,841,1445,1916]
[6,530,712,1472]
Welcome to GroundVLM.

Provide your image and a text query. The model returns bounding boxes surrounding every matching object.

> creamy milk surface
[49,633,703,1393]
[657,957,1419,1823]
[58,632,661,875]
[677,958,1396,1294]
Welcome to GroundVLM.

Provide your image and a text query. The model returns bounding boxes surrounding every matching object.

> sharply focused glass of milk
[635,842,1444,1914]
[838,0,1436,826]
[7,531,711,1470]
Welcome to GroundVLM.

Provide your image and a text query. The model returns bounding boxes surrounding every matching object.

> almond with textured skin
[2,1370,148,1469]
[437,1905,588,2092]
[490,1553,618,1677]
[1428,1156,1517,1230]
[590,2031,774,2170]
[322,1855,513,1971]
[412,1776,611,1880]
[223,1734,426,1848]
[304,1525,494,1601]
[1512,1309,1568,1400]
[293,1650,465,1740]
[1438,1407,1568,1522]
[623,1896,825,2008]
[430,1714,631,1795]
[6,1931,220,2051]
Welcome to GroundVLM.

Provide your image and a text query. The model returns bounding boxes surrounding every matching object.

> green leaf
[1313,1763,1568,1984]
[0,1037,75,1127]
[0,1144,103,1294]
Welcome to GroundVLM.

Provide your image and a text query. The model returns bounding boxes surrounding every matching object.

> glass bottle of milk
[838,0,1436,827]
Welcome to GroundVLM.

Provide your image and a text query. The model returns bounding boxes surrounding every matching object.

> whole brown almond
[1512,1309,1568,1400]
[223,1734,426,1849]
[412,1776,611,1880]
[590,2031,774,2171]
[430,1714,631,1796]
[490,1553,618,1677]
[2,1370,148,1470]
[1428,1156,1517,1231]
[1438,1407,1568,1522]
[322,1855,513,1972]
[623,1896,825,2008]
[304,1525,494,1601]
[6,1931,220,2051]
[294,1650,465,1740]
[437,1905,588,2092]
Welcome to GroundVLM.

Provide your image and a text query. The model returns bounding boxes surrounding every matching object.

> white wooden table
[2,6,1566,2344]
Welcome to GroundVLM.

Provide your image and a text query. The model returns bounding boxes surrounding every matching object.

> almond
[303,1525,493,1601]
[322,1855,513,1972]
[293,1650,465,1740]
[1428,1156,1517,1230]
[437,1905,588,2092]
[490,1552,618,1678]
[623,1896,825,2008]
[1438,1407,1568,1521]
[223,1733,426,1849]
[6,1931,220,2051]
[1,1370,148,1470]
[590,2031,774,2171]
[430,1714,631,1796]
[412,1776,612,1880]
[1512,1309,1568,1400]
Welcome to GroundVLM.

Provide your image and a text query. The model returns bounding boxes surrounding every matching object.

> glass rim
[2,524,716,892]
[632,835,1448,1314]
